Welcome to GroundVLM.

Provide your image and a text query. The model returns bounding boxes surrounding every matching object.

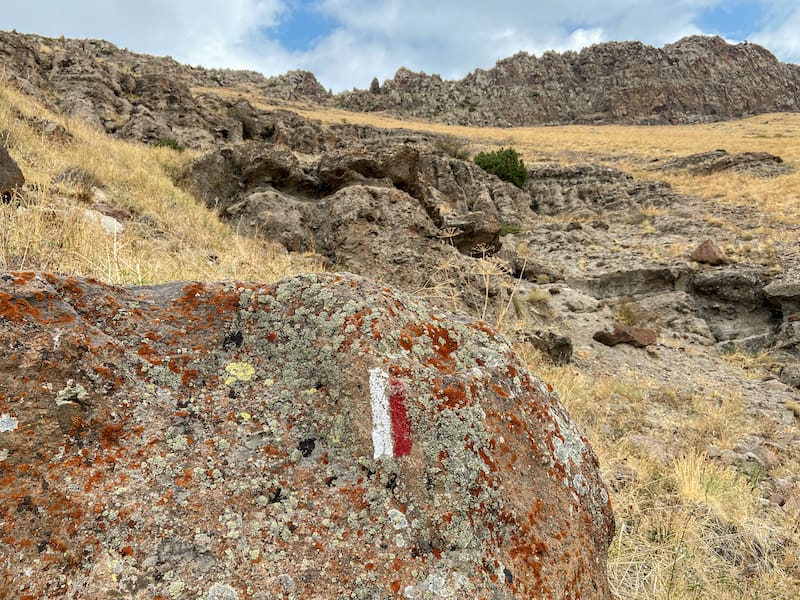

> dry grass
[0,83,320,284]
[518,347,800,600]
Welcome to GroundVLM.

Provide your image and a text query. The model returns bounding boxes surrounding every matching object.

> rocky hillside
[339,35,800,126]
[2,30,799,140]
[2,28,800,598]
[0,30,330,150]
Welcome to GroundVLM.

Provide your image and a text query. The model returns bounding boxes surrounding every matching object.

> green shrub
[473,147,527,188]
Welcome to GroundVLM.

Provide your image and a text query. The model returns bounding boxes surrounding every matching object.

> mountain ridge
[1,29,799,139]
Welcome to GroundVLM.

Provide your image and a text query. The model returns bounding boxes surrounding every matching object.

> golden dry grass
[0,84,320,284]
[520,349,800,600]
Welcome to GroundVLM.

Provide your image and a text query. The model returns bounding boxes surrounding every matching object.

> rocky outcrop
[655,149,795,178]
[0,144,24,201]
[0,271,614,599]
[593,323,657,348]
[524,163,677,215]
[336,36,800,126]
[182,127,537,269]
[0,31,330,150]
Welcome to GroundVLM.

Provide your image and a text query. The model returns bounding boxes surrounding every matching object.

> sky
[1,1,799,92]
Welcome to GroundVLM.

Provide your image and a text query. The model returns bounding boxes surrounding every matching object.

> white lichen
[0,413,19,433]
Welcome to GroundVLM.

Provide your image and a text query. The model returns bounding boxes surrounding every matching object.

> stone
[779,364,800,389]
[521,330,573,364]
[0,145,24,202]
[0,271,613,599]
[763,279,800,316]
[691,239,727,265]
[593,322,657,348]
[690,268,766,305]
[657,150,794,178]
[82,208,125,235]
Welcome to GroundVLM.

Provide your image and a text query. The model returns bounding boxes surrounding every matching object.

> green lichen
[55,379,88,405]
[224,361,255,385]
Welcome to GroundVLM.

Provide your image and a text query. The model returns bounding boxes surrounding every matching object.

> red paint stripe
[389,378,412,457]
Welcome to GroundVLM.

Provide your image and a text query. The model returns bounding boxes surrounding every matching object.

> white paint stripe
[368,367,394,459]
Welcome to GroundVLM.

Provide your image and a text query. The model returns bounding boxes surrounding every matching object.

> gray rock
[764,280,800,316]
[0,145,24,202]
[335,36,800,126]
[0,271,614,599]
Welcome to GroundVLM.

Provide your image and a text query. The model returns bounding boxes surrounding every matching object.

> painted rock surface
[0,272,613,599]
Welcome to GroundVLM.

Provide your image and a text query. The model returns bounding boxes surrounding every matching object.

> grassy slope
[0,84,318,284]
[4,81,799,598]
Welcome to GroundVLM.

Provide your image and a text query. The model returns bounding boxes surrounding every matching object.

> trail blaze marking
[368,368,412,458]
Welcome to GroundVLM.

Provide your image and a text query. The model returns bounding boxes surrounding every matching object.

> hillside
[1,29,799,599]
[2,30,800,144]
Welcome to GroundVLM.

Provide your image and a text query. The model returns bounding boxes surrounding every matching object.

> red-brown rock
[593,322,657,348]
[691,239,727,265]
[0,272,613,599]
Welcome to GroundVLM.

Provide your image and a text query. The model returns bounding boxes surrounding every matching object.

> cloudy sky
[2,1,798,92]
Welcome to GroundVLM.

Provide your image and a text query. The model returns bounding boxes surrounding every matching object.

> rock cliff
[337,36,800,126]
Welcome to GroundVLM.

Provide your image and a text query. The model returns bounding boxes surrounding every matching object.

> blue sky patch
[698,0,764,40]
[268,1,338,52]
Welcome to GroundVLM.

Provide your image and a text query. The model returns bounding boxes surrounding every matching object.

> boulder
[0,145,24,202]
[593,322,657,348]
[691,239,727,265]
[0,271,613,599]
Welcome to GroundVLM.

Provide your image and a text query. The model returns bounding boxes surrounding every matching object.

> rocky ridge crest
[338,36,800,126]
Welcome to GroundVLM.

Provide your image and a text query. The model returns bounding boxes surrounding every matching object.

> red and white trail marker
[368,368,412,459]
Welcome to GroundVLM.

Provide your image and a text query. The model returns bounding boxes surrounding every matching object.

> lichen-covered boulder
[0,272,613,599]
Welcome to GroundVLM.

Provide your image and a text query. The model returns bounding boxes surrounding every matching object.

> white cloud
[751,1,800,63]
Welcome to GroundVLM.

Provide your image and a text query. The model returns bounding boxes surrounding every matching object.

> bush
[473,147,527,188]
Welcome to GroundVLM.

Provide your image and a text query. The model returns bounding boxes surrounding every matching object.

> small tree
[473,147,527,188]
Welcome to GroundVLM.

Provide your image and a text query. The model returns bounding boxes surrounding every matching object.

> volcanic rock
[336,36,800,126]
[0,144,24,201]
[691,239,727,265]
[657,149,795,178]
[593,322,657,348]
[0,271,613,599]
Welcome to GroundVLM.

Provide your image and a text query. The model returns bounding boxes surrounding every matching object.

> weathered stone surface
[657,150,795,178]
[0,271,613,599]
[525,163,676,216]
[593,323,657,348]
[335,36,800,126]
[691,239,727,265]
[690,268,766,305]
[522,330,574,364]
[0,31,330,150]
[0,145,24,201]
[764,279,800,316]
